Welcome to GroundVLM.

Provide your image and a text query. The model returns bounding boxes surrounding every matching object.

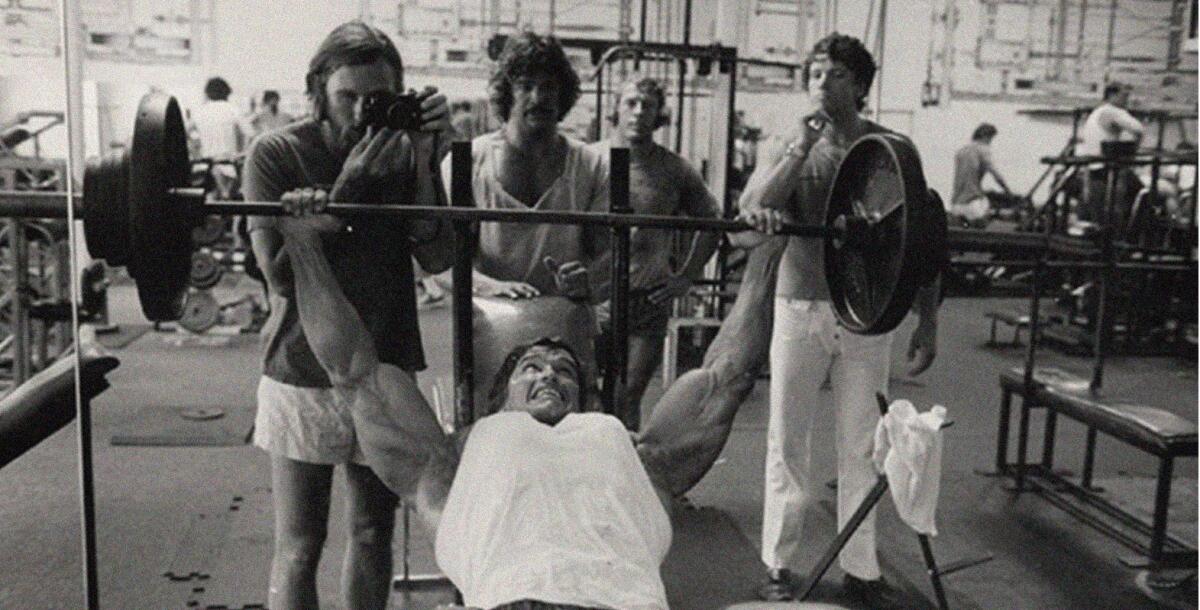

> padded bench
[985,309,1031,347]
[995,365,1198,568]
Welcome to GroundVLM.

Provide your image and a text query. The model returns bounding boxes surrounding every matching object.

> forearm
[912,277,940,323]
[410,154,456,273]
[284,235,378,386]
[677,231,721,280]
[738,147,808,213]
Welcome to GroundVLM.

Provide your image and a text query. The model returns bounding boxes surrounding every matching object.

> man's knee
[276,528,327,569]
[347,509,395,549]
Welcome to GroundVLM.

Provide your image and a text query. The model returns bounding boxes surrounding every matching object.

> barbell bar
[0,92,946,334]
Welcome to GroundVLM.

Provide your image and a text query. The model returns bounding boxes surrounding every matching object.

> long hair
[484,337,590,417]
[488,32,581,123]
[305,20,404,121]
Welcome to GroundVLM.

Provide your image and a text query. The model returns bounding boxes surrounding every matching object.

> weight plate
[191,216,226,246]
[178,290,220,334]
[128,92,196,322]
[82,151,132,265]
[180,407,224,421]
[189,251,223,289]
[824,133,939,335]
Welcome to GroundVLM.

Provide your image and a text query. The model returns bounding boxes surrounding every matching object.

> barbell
[0,92,945,334]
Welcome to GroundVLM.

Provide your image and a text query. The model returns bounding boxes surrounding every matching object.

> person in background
[949,123,1010,228]
[189,76,247,200]
[586,74,721,429]
[249,90,295,139]
[1077,82,1145,223]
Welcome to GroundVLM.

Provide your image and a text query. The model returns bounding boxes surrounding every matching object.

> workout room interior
[1,1,1198,609]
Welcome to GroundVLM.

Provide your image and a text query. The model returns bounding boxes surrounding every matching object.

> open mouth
[530,386,562,401]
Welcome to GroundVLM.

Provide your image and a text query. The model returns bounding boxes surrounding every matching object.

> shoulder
[246,120,317,166]
[568,135,609,175]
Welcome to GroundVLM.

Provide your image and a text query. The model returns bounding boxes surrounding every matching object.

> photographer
[242,20,453,610]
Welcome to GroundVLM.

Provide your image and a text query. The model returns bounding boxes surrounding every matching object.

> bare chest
[495,147,567,207]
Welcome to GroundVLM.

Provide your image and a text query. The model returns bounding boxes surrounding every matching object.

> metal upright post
[608,147,633,427]
[450,142,476,429]
[10,218,29,384]
[1092,162,1117,391]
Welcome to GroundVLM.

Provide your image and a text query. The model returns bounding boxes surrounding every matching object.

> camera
[357,90,424,131]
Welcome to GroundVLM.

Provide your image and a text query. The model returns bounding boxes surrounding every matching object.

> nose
[352,97,366,123]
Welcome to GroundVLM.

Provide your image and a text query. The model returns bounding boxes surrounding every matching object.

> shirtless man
[441,32,608,301]
[586,75,721,428]
[274,181,780,610]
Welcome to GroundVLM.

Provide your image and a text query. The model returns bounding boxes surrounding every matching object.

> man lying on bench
[279,197,773,610]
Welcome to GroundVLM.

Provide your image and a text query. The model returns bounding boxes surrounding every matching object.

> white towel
[872,400,947,536]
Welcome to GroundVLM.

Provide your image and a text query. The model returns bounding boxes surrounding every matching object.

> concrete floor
[0,276,1196,609]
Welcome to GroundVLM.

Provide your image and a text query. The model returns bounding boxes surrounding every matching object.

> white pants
[761,298,892,580]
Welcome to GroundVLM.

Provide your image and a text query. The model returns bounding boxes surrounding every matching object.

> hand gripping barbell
[0,92,946,334]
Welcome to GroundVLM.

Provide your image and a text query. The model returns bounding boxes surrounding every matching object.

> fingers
[420,89,450,132]
[281,187,329,216]
[738,208,785,234]
[493,282,539,299]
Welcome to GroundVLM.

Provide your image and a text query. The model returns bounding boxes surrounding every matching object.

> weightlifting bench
[984,309,1030,347]
[994,365,1198,569]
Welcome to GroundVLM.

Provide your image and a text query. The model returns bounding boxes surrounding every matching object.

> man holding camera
[243,20,453,610]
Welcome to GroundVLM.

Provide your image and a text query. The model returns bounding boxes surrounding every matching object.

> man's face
[807,55,864,117]
[616,81,661,142]
[323,60,399,149]
[508,74,562,136]
[502,345,582,425]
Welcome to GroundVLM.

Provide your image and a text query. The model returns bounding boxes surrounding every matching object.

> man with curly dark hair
[735,32,939,608]
[442,31,609,302]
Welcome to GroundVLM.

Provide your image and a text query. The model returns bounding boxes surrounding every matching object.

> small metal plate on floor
[180,407,224,421]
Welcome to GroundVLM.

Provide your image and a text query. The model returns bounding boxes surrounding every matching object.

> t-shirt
[191,100,243,159]
[776,121,892,301]
[951,141,993,206]
[243,119,425,386]
[249,109,295,138]
[1078,102,1143,158]
[586,142,720,289]
[436,411,672,610]
[441,132,610,297]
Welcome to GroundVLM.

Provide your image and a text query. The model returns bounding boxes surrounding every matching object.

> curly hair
[204,77,231,101]
[488,32,581,123]
[609,73,671,129]
[305,20,404,121]
[484,337,590,418]
[805,33,876,111]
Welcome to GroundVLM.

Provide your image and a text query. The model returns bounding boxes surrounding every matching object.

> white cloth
[191,100,244,177]
[1078,102,1143,160]
[436,411,671,610]
[253,374,369,465]
[761,298,893,580]
[871,399,947,536]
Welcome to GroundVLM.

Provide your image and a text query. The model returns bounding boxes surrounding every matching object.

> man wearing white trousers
[734,32,940,609]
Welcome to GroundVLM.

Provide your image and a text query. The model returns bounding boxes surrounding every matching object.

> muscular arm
[635,237,786,499]
[285,222,459,524]
[728,135,805,249]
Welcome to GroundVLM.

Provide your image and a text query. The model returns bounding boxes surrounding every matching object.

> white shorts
[252,375,378,465]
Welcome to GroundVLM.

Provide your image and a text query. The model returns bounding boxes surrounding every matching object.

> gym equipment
[0,92,946,336]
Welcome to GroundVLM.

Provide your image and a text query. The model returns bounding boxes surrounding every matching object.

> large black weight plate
[824,133,940,335]
[127,93,195,322]
[191,215,226,246]
[82,150,131,265]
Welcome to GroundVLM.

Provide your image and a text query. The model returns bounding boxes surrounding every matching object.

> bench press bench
[994,365,1197,569]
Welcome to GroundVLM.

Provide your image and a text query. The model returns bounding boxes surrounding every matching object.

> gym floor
[0,273,1195,610]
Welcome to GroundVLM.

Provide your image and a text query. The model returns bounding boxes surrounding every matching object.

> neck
[827,110,867,147]
[504,121,559,154]
[611,131,656,157]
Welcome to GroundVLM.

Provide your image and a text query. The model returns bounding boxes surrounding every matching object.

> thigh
[344,462,399,528]
[271,455,334,536]
[769,300,830,424]
[627,334,665,379]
